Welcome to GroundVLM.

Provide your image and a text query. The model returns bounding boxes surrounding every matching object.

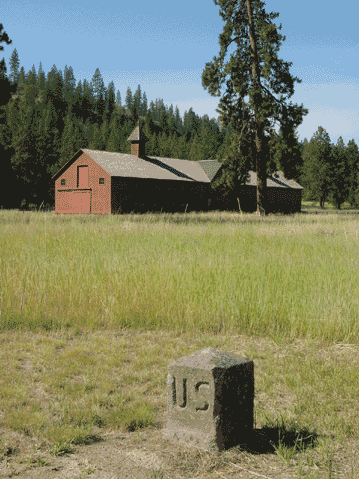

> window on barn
[61,179,66,185]
[99,178,105,184]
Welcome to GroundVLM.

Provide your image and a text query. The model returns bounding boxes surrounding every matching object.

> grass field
[0,202,359,478]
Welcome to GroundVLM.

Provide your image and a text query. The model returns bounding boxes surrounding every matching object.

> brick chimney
[127,120,149,158]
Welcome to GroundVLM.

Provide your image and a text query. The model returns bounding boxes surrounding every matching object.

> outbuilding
[52,122,303,214]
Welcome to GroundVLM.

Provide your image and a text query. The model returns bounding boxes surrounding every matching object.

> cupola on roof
[127,120,148,158]
[127,120,149,143]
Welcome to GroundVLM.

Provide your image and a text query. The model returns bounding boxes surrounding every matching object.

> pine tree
[82,79,96,124]
[16,66,26,96]
[345,139,359,208]
[167,104,176,135]
[200,122,218,161]
[105,81,116,121]
[172,135,188,160]
[158,132,175,158]
[189,133,204,161]
[45,65,65,118]
[107,115,121,152]
[147,100,155,123]
[141,92,148,117]
[146,132,158,157]
[0,23,18,208]
[133,85,141,119]
[116,90,122,107]
[91,68,105,101]
[174,106,183,135]
[9,48,20,85]
[36,62,46,101]
[301,126,333,208]
[125,87,133,114]
[202,0,308,214]
[88,124,104,150]
[183,108,199,142]
[63,65,76,108]
[328,136,350,209]
[100,119,109,150]
[158,106,169,135]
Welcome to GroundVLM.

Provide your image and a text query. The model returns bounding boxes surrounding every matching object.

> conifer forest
[1,49,359,211]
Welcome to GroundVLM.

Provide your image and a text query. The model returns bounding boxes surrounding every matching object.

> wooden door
[78,166,89,188]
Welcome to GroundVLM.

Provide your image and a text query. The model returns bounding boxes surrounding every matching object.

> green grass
[0,206,359,477]
[1,206,358,343]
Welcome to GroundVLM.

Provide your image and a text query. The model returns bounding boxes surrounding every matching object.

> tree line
[0,47,240,209]
[0,22,359,211]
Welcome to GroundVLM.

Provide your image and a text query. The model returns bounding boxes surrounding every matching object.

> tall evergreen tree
[116,90,122,107]
[148,100,156,123]
[16,66,26,96]
[82,79,96,123]
[327,136,350,209]
[107,115,121,152]
[188,133,204,161]
[59,113,79,165]
[301,126,333,208]
[105,81,116,121]
[202,0,308,215]
[141,92,148,117]
[45,65,65,116]
[133,85,142,119]
[63,65,76,107]
[183,107,200,141]
[88,124,104,150]
[158,105,169,135]
[100,119,109,149]
[0,25,18,208]
[91,68,105,101]
[172,135,188,160]
[91,68,106,122]
[36,62,46,99]
[125,87,133,113]
[167,104,176,134]
[146,131,158,157]
[345,139,359,208]
[174,106,183,135]
[200,121,219,161]
[8,48,20,85]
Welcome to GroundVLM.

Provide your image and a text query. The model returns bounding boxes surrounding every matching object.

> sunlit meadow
[1,204,359,478]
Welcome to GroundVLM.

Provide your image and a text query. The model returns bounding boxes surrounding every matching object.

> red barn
[52,122,303,214]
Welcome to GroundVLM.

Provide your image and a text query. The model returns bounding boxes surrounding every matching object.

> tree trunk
[246,0,266,215]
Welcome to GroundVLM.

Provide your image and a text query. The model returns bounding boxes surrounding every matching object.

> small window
[99,178,105,185]
[61,179,66,186]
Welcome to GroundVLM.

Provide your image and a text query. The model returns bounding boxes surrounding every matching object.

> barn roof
[52,150,222,183]
[201,160,303,189]
[52,149,302,189]
[82,150,196,181]
[244,170,303,189]
[146,157,220,183]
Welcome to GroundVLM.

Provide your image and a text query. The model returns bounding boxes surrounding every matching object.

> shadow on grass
[239,419,323,455]
[240,427,321,455]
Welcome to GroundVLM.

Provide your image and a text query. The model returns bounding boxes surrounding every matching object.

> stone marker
[162,347,254,452]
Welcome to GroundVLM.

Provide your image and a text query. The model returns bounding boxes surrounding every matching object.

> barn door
[78,166,89,188]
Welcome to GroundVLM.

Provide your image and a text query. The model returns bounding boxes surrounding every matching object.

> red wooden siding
[58,190,91,213]
[55,152,111,214]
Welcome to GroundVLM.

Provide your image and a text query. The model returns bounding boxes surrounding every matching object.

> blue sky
[2,0,358,146]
